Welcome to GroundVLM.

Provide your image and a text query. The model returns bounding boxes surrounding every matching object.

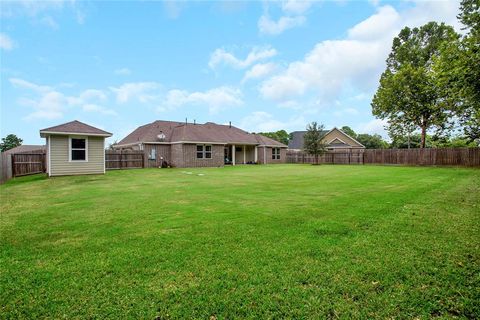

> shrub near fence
[105,150,145,170]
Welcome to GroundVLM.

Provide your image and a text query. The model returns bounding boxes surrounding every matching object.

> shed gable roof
[40,120,112,137]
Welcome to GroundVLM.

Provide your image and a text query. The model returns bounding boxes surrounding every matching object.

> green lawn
[1,165,479,319]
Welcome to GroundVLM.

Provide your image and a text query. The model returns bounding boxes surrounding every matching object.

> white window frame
[149,148,156,160]
[69,136,88,162]
[272,148,280,160]
[196,144,212,159]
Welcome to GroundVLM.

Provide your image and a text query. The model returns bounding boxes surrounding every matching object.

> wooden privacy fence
[286,151,364,165]
[363,148,480,166]
[287,148,480,167]
[11,153,46,177]
[0,153,13,183]
[105,151,145,170]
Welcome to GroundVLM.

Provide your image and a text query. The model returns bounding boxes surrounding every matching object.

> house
[4,145,46,154]
[40,120,112,176]
[288,128,365,152]
[114,120,288,167]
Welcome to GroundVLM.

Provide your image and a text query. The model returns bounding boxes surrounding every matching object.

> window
[196,145,212,159]
[272,148,280,160]
[70,138,87,161]
[149,148,156,160]
[235,146,243,152]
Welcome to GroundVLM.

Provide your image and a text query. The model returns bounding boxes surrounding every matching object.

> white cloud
[209,46,277,70]
[82,104,118,116]
[114,68,131,75]
[258,0,313,35]
[259,2,460,104]
[39,16,59,29]
[282,0,313,15]
[10,78,52,93]
[110,82,161,104]
[0,33,15,50]
[10,78,114,120]
[258,15,306,35]
[239,111,306,132]
[357,118,388,138]
[160,86,243,114]
[242,62,277,83]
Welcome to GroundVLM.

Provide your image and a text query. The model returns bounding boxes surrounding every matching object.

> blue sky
[1,0,461,145]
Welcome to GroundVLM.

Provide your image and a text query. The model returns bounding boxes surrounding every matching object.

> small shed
[40,120,112,177]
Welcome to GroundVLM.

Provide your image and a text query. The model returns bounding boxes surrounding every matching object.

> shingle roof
[40,120,112,137]
[4,145,46,154]
[254,134,287,147]
[288,130,328,149]
[116,120,287,147]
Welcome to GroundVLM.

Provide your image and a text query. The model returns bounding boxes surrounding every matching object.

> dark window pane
[72,138,86,149]
[205,152,212,159]
[236,147,242,152]
[72,150,86,160]
[196,152,204,159]
[197,145,203,152]
[206,145,212,151]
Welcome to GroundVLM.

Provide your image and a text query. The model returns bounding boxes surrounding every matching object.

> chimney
[229,121,231,128]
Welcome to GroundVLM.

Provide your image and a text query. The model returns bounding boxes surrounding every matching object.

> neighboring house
[4,145,46,154]
[40,120,112,176]
[288,128,365,152]
[114,120,288,167]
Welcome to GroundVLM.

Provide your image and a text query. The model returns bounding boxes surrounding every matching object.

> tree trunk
[421,125,426,148]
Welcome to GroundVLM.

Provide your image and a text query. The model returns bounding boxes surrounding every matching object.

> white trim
[47,136,51,177]
[254,146,258,163]
[172,141,228,145]
[69,136,88,162]
[263,146,266,164]
[195,144,212,160]
[40,130,111,137]
[232,144,236,165]
[103,138,106,174]
[328,127,366,148]
[258,144,287,148]
[327,137,348,145]
[243,145,246,164]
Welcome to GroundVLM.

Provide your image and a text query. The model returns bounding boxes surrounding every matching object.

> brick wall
[144,144,171,168]
[257,147,287,164]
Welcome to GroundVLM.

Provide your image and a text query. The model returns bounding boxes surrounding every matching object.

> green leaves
[0,134,23,152]
[303,122,328,163]
[372,22,460,147]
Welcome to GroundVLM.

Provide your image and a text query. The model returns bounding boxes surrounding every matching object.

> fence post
[120,152,123,169]
[142,153,145,168]
[11,155,15,177]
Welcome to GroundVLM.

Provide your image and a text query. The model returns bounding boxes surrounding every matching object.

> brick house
[114,120,288,168]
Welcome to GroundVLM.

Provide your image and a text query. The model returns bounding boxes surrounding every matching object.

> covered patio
[224,144,258,165]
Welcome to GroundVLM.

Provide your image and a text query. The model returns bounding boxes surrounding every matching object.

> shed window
[70,138,87,161]
[272,148,281,160]
[149,148,156,160]
[196,145,212,159]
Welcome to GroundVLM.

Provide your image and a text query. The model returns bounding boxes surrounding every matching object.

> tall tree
[0,134,23,152]
[341,126,357,139]
[303,122,327,165]
[356,134,389,149]
[257,130,289,145]
[434,0,480,141]
[372,22,459,148]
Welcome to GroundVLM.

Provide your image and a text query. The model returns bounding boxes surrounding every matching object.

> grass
[1,165,479,319]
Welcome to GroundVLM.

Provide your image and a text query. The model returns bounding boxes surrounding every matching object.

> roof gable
[40,120,112,137]
[288,127,365,149]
